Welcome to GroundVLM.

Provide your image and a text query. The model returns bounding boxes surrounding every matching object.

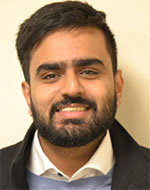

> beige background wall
[0,0,149,148]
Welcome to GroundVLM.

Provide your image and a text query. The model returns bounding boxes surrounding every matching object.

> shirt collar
[27,130,114,181]
[80,130,114,174]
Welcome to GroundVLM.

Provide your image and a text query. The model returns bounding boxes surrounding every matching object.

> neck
[38,134,105,178]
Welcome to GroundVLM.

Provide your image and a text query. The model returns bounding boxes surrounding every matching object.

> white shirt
[27,130,114,182]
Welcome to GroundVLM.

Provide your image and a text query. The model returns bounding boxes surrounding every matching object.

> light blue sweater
[27,167,113,190]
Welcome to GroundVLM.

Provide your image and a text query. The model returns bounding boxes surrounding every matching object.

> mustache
[50,95,97,119]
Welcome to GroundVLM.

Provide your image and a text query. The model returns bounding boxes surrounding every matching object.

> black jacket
[0,120,149,189]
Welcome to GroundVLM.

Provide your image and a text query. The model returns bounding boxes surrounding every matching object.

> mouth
[55,104,90,118]
[56,104,90,112]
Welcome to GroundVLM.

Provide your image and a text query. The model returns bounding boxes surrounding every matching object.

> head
[16,1,117,83]
[17,1,123,147]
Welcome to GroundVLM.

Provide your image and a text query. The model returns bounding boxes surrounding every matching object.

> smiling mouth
[56,105,90,112]
[55,105,90,119]
[59,107,89,112]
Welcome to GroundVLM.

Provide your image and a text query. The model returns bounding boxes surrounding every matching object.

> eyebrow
[36,62,62,73]
[36,58,104,75]
[73,58,104,67]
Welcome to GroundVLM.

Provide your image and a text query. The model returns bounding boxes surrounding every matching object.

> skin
[22,27,123,177]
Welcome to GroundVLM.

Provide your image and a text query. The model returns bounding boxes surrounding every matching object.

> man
[0,1,149,189]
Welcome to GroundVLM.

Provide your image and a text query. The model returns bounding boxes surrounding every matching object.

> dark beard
[31,94,117,147]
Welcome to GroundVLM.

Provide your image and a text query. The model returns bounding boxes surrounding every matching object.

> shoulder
[0,124,36,161]
[0,141,23,163]
[0,142,23,189]
[139,145,150,158]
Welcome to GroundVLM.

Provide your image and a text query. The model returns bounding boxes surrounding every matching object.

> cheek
[84,81,108,100]
[31,84,60,112]
[84,80,115,107]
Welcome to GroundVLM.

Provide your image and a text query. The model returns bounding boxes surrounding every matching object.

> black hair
[16,1,117,83]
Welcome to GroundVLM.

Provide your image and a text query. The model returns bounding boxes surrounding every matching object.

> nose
[60,70,85,97]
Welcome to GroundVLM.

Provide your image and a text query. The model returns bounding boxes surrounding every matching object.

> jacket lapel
[10,125,36,189]
[110,120,149,189]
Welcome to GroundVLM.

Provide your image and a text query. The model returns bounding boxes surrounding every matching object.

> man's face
[22,27,123,147]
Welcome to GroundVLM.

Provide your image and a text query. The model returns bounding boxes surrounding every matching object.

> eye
[80,70,99,79]
[42,73,61,81]
[82,70,98,75]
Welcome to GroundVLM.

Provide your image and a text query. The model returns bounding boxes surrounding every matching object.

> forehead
[30,27,112,72]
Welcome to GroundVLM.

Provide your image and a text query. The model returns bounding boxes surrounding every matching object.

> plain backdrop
[0,0,150,148]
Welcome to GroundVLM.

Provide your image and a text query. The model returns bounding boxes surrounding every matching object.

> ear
[115,70,124,107]
[21,81,32,116]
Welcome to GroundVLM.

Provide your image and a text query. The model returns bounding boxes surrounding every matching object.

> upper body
[0,1,149,189]
[1,120,149,189]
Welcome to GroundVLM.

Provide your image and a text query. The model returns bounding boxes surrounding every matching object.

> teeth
[59,107,87,112]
